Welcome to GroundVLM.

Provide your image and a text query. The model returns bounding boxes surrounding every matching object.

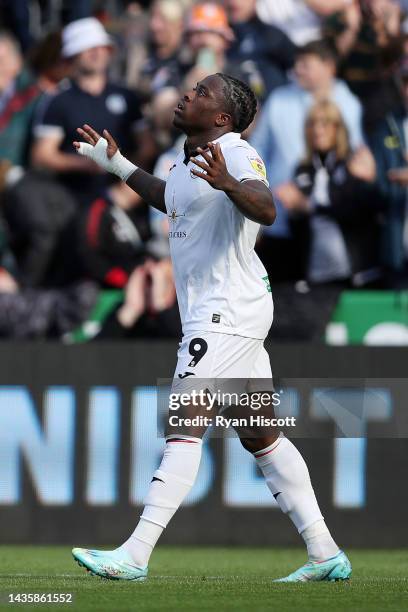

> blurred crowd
[0,0,408,340]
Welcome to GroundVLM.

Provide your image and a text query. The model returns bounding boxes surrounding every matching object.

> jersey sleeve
[32,93,66,139]
[224,144,269,187]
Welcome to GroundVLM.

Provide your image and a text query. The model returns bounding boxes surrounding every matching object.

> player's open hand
[73,124,118,159]
[190,142,234,191]
[73,124,136,181]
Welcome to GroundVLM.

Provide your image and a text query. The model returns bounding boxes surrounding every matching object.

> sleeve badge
[248,156,267,179]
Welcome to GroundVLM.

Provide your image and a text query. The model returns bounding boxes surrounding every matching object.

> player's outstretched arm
[190,142,276,225]
[73,124,166,213]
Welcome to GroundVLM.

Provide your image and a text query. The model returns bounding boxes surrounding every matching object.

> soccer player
[71,73,351,583]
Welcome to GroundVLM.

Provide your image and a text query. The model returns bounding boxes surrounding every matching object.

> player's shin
[118,436,202,567]
[254,436,339,562]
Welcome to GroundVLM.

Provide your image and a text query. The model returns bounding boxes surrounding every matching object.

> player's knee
[166,401,209,439]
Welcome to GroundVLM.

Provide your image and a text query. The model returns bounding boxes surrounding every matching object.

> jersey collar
[182,131,241,165]
[211,132,241,144]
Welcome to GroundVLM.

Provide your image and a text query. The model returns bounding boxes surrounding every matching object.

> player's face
[173,74,228,133]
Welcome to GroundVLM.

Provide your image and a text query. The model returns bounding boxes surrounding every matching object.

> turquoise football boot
[72,547,148,581]
[274,550,351,582]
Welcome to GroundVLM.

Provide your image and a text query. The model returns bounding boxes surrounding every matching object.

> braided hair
[216,73,257,133]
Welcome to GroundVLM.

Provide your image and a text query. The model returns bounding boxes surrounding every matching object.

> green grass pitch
[0,547,407,611]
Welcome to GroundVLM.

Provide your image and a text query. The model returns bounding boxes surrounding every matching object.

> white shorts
[172,331,273,396]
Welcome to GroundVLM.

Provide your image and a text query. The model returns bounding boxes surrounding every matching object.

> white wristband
[110,150,138,182]
[77,137,138,182]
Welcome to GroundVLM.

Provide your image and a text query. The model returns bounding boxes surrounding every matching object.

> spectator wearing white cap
[60,17,113,59]
[31,18,149,208]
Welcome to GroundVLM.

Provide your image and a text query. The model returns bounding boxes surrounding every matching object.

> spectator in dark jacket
[286,99,383,286]
[267,99,384,342]
[224,0,297,101]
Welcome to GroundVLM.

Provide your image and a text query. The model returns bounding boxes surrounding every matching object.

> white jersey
[164,131,274,340]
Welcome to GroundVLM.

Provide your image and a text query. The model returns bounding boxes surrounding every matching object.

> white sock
[118,436,202,567]
[301,519,339,562]
[254,436,339,561]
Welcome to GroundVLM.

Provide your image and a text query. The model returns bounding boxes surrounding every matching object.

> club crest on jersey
[248,156,266,179]
[168,208,185,223]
